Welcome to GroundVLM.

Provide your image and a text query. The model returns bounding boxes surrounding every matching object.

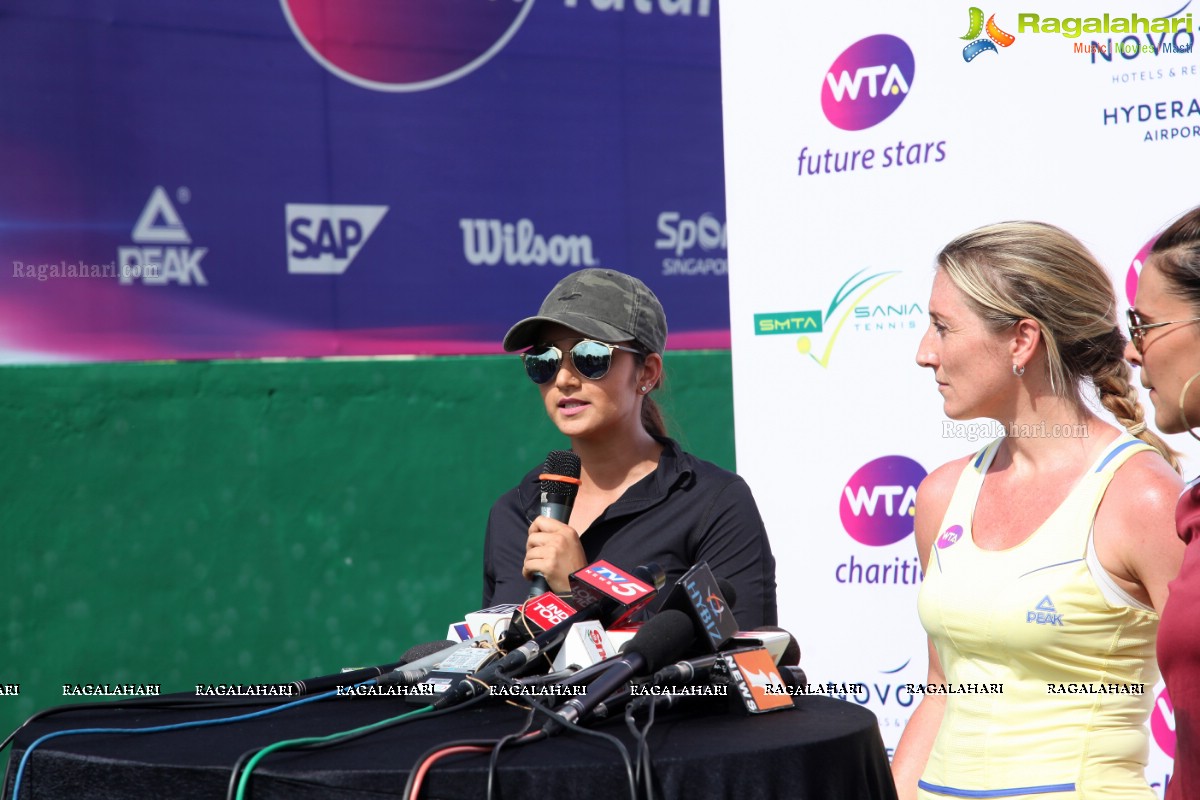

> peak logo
[460,218,599,268]
[961,8,1016,61]
[280,0,533,92]
[821,35,914,131]
[840,456,927,546]
[118,186,206,286]
[286,204,388,275]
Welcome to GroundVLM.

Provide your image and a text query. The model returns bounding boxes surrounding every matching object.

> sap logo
[118,187,207,286]
[843,484,917,519]
[460,218,598,268]
[655,212,726,256]
[825,64,910,103]
[286,204,388,275]
[1026,595,1064,626]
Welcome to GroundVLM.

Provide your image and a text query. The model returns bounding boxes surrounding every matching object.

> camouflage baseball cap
[503,269,668,354]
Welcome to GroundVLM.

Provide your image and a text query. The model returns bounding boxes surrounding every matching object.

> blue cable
[9,680,374,800]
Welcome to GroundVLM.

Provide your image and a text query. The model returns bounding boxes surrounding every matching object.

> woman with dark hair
[481,268,778,629]
[1124,205,1200,800]
[893,221,1184,800]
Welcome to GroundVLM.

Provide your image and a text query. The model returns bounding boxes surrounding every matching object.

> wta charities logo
[840,456,927,546]
[960,7,1017,61]
[280,0,533,92]
[1152,686,1176,756]
[821,35,915,131]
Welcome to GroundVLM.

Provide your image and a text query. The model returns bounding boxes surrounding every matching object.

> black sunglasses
[521,340,643,384]
[1127,307,1200,353]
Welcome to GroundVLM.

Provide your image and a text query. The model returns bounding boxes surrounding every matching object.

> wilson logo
[460,218,599,267]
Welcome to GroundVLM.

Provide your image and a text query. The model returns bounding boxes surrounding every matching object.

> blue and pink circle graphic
[281,0,534,92]
[821,35,915,131]
[840,455,927,546]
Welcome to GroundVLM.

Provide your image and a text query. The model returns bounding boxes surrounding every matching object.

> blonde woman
[893,222,1184,800]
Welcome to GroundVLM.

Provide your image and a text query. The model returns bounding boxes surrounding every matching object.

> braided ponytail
[1090,332,1181,470]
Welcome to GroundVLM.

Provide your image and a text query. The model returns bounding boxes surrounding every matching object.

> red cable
[408,745,491,799]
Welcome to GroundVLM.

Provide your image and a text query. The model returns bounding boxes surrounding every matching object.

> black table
[5,693,897,800]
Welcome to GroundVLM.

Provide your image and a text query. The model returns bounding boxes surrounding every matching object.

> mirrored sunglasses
[521,340,643,384]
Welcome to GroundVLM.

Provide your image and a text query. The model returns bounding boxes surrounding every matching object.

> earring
[1012,363,1025,377]
[640,385,650,393]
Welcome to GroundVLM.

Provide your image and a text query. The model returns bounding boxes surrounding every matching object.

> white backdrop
[720,1,1199,792]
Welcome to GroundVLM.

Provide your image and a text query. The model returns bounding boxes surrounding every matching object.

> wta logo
[280,0,533,92]
[821,35,915,131]
[1126,234,1156,306]
[840,456,927,546]
[1151,686,1176,757]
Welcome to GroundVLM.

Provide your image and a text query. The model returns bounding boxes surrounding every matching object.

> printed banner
[0,0,730,363]
[722,0,1200,790]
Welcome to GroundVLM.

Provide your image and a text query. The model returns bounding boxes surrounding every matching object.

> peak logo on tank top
[1026,595,1064,626]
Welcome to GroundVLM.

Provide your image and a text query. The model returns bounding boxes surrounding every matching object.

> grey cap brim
[502,312,636,352]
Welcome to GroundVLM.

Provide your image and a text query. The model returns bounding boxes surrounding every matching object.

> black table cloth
[5,693,897,800]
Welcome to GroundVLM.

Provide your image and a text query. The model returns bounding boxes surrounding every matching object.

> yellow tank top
[917,435,1160,799]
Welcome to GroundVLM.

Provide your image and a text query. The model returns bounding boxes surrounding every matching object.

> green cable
[234,704,433,800]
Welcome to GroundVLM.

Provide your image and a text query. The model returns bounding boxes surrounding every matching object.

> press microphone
[542,608,696,733]
[289,639,456,695]
[376,640,486,687]
[433,561,665,710]
[651,652,724,687]
[658,563,738,652]
[496,561,665,676]
[528,450,582,598]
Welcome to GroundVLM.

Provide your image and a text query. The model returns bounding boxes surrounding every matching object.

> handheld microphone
[542,609,695,733]
[528,450,582,598]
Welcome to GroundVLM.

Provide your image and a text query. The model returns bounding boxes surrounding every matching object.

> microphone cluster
[387,557,808,732]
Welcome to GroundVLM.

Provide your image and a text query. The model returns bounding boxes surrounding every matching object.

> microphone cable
[519,689,637,800]
[227,689,493,800]
[7,681,365,800]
